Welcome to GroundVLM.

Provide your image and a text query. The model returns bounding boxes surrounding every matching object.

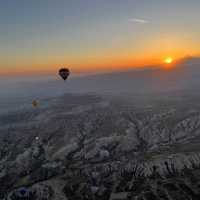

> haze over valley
[1,58,200,199]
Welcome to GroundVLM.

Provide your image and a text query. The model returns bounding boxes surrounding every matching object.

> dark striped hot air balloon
[59,68,70,81]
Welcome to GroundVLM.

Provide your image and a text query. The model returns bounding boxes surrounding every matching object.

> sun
[164,57,173,64]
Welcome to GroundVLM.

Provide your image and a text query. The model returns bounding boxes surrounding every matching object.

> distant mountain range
[63,56,200,96]
[177,56,200,66]
[0,56,200,113]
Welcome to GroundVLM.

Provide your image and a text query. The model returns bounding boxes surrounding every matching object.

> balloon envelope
[32,100,38,107]
[59,68,70,80]
[18,187,28,197]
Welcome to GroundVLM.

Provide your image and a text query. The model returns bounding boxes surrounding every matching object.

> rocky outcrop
[2,94,200,199]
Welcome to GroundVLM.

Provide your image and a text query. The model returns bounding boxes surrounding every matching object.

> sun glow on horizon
[164,57,173,64]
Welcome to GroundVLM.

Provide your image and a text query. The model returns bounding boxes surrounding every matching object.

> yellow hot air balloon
[32,100,38,107]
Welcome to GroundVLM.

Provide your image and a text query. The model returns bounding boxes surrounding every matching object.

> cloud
[128,18,149,24]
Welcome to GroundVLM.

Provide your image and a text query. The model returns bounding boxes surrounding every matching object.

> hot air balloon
[35,136,39,140]
[59,68,70,81]
[99,149,110,160]
[32,100,38,107]
[17,187,29,198]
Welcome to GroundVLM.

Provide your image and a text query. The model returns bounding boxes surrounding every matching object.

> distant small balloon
[100,149,110,159]
[59,68,70,81]
[18,187,28,197]
[32,100,38,107]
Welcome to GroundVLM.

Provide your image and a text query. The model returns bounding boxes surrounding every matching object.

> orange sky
[2,33,199,76]
[1,1,200,76]
[1,46,198,77]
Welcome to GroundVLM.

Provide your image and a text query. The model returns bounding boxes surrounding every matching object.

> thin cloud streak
[128,18,149,24]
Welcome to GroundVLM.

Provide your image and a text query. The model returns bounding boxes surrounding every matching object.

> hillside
[2,92,200,199]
